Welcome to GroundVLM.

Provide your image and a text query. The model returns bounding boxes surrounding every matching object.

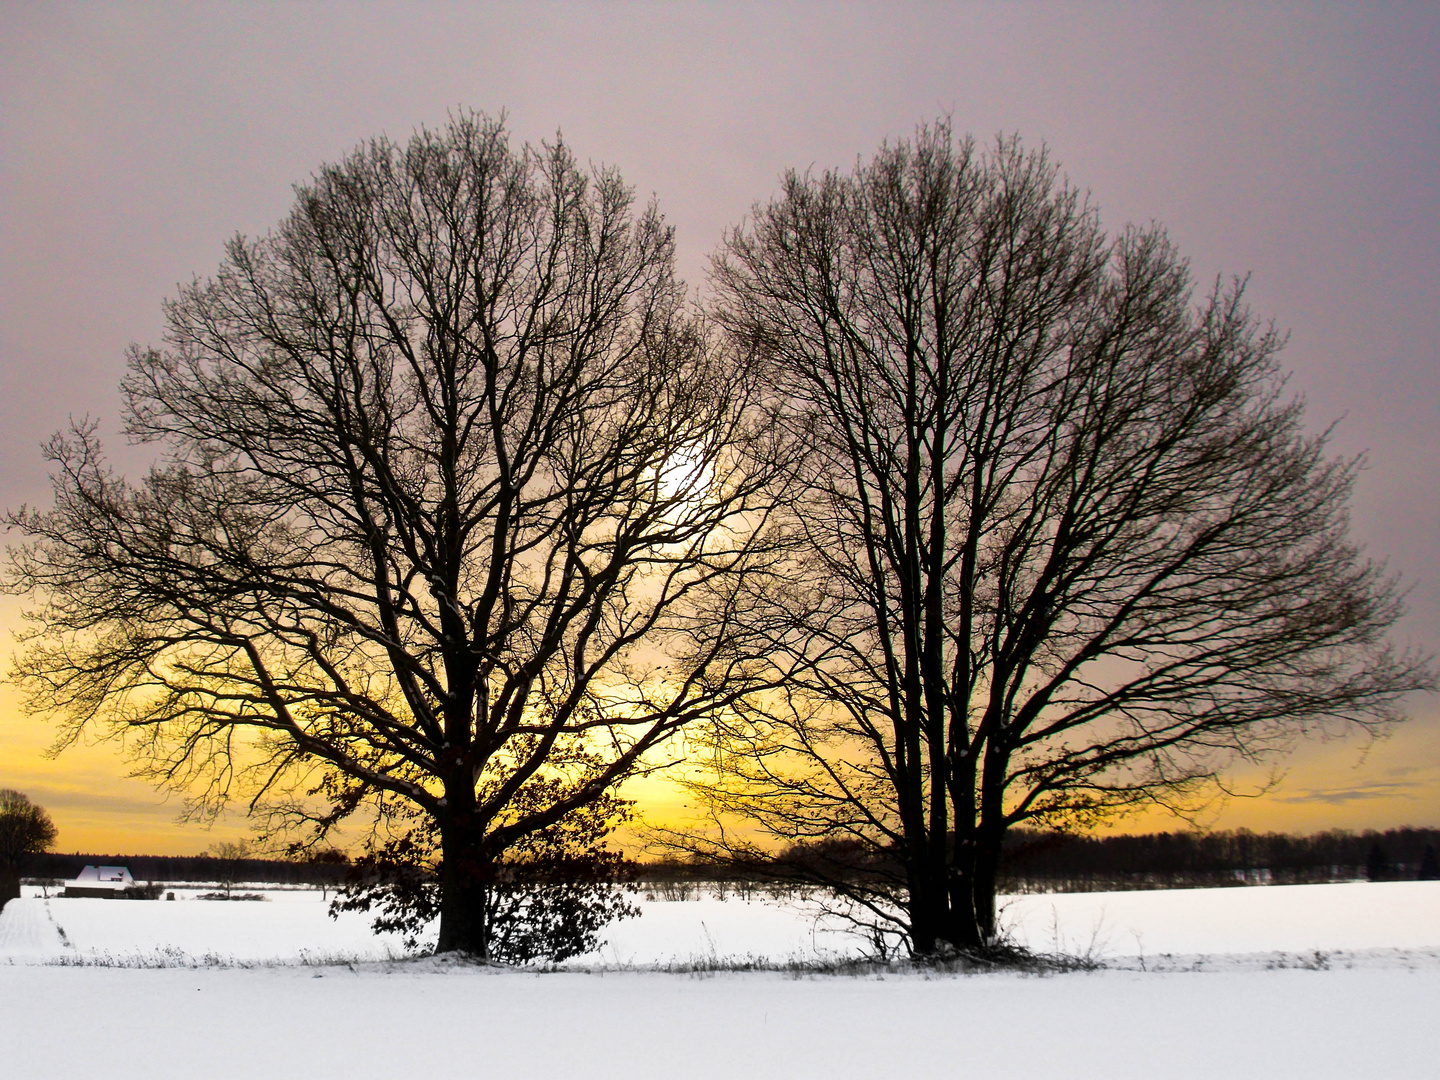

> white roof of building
[66,865,134,887]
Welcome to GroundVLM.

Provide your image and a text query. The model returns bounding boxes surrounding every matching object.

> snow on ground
[574,891,863,967]
[1001,880,1440,961]
[1,882,1437,1078]
[0,886,853,966]
[0,886,411,964]
[3,879,1435,968]
[2,961,1437,1079]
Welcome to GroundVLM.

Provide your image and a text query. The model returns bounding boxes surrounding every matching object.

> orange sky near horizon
[5,671,1436,858]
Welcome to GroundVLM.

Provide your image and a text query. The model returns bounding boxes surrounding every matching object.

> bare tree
[6,113,784,956]
[0,790,57,906]
[695,123,1432,956]
[203,839,252,898]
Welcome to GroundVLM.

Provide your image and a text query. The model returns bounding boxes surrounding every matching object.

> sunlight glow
[652,445,710,505]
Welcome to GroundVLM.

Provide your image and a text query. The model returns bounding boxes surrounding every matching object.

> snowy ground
[2,881,1436,1078]
[4,879,1435,968]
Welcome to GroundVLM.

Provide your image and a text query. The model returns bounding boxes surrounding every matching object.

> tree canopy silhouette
[693,123,1431,956]
[6,112,784,956]
[0,790,57,906]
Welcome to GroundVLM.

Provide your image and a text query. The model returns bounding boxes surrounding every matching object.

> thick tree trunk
[907,871,945,956]
[910,851,989,956]
[434,824,492,957]
[946,757,985,951]
[945,868,985,952]
[970,801,1006,945]
[971,844,1001,945]
[0,868,20,909]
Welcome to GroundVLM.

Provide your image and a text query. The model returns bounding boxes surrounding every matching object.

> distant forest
[671,827,1440,893]
[992,827,1440,891]
[23,850,351,888]
[22,828,1440,893]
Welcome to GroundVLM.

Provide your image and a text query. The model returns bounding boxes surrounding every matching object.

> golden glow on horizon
[4,702,1438,856]
[4,591,1437,856]
[0,684,252,855]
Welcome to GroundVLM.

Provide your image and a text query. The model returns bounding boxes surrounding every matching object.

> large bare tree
[697,124,1431,956]
[6,113,783,956]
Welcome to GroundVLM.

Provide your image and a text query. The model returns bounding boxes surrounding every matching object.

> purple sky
[2,3,1436,850]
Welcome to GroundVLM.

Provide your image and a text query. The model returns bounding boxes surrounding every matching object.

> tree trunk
[970,805,1006,945]
[971,844,1000,945]
[907,867,944,956]
[945,866,985,952]
[0,868,20,910]
[434,824,492,957]
[911,847,991,955]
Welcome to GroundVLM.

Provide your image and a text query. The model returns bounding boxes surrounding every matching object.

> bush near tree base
[332,791,638,962]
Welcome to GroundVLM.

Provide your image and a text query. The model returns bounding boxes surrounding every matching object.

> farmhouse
[63,865,135,898]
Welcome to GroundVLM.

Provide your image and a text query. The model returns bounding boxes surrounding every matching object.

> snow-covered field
[2,881,1437,1078]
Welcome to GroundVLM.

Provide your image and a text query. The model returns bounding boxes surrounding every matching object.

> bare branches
[5,112,789,955]
[697,121,1433,954]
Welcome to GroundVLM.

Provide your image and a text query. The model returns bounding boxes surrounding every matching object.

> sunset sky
[2,3,1436,855]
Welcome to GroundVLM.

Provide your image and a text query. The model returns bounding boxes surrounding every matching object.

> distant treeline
[22,851,351,887]
[21,827,1440,892]
[995,827,1440,891]
[640,827,1440,893]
